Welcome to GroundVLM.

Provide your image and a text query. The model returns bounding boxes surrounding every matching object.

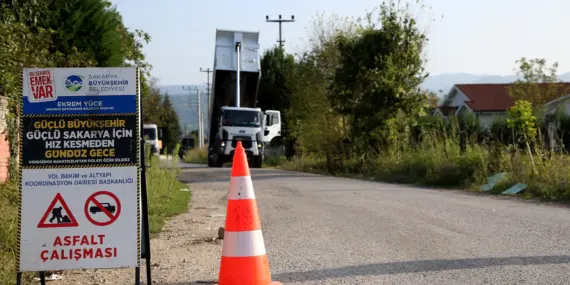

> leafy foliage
[258,47,296,156]
[507,57,570,106]
[330,2,429,149]
[140,79,183,154]
[160,94,183,154]
[507,100,537,142]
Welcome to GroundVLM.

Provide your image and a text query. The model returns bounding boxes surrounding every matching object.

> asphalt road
[178,163,570,285]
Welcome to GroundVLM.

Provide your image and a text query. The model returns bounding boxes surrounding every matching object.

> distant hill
[158,85,210,137]
[421,72,570,95]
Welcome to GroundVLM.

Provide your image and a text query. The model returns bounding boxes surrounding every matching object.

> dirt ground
[60,185,227,285]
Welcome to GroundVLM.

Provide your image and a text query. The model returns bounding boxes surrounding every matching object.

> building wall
[449,88,470,107]
[478,112,507,129]
[0,97,9,183]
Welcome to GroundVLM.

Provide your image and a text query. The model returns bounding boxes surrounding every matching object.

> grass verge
[146,146,192,237]
[274,138,570,203]
[0,180,19,284]
[0,146,191,284]
[182,147,208,164]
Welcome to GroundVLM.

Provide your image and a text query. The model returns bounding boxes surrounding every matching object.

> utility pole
[235,42,241,107]
[197,89,203,149]
[265,14,295,48]
[182,86,204,148]
[200,67,212,139]
[200,68,212,106]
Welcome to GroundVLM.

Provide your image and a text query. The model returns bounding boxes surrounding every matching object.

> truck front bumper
[221,140,261,156]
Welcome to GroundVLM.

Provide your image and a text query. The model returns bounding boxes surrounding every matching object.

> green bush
[264,155,288,167]
[279,120,570,202]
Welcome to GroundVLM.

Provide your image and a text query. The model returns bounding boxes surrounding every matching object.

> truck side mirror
[158,129,163,139]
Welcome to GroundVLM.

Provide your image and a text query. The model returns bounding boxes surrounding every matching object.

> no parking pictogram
[84,191,121,226]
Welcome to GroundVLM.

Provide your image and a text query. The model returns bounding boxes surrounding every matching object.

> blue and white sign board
[23,68,137,115]
[18,67,140,272]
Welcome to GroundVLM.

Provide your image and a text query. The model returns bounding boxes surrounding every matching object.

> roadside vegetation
[0,180,18,283]
[0,1,186,284]
[146,145,192,237]
[257,1,570,202]
[182,146,209,164]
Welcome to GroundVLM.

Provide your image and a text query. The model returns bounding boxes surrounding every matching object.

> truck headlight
[221,142,225,147]
[257,143,262,148]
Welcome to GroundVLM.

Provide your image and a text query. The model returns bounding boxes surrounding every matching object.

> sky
[110,0,570,86]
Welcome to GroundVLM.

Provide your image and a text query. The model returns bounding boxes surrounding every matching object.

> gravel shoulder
[62,166,226,285]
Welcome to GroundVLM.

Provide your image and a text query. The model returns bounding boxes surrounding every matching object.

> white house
[433,84,517,129]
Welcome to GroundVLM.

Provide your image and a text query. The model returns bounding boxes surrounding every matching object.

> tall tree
[160,94,182,154]
[286,13,356,165]
[141,78,164,124]
[40,0,124,66]
[329,0,430,148]
[508,57,570,106]
[258,47,296,155]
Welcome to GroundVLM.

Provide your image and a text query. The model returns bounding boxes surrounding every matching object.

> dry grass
[182,146,209,164]
[277,135,570,202]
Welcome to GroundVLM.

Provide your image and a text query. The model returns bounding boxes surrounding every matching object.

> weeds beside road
[147,151,192,238]
[271,139,570,203]
[180,138,570,204]
[182,147,209,165]
[0,180,19,284]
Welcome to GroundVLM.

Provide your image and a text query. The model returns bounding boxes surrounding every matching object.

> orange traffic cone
[218,141,282,285]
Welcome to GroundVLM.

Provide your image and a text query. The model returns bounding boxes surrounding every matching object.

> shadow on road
[179,168,319,184]
[271,255,570,282]
[157,255,570,284]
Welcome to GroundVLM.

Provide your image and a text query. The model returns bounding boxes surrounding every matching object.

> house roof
[454,83,570,112]
[454,84,515,112]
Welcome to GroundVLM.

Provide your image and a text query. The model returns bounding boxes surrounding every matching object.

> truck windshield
[144,129,157,140]
[222,110,261,127]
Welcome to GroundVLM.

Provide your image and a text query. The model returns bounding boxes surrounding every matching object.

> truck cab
[210,106,280,167]
[143,124,162,155]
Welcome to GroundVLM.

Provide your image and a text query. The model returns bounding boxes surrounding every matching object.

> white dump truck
[207,29,282,168]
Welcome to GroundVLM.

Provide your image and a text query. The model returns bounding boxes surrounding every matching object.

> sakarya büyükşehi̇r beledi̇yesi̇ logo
[64,74,84,92]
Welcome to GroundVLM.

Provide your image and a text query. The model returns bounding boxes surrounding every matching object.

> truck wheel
[251,156,263,168]
[209,153,223,167]
[207,152,215,167]
[215,155,225,167]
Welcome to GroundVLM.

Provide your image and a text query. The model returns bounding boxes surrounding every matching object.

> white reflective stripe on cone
[222,230,267,257]
[228,176,256,200]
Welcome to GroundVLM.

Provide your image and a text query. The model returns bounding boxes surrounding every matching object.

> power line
[265,14,295,48]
